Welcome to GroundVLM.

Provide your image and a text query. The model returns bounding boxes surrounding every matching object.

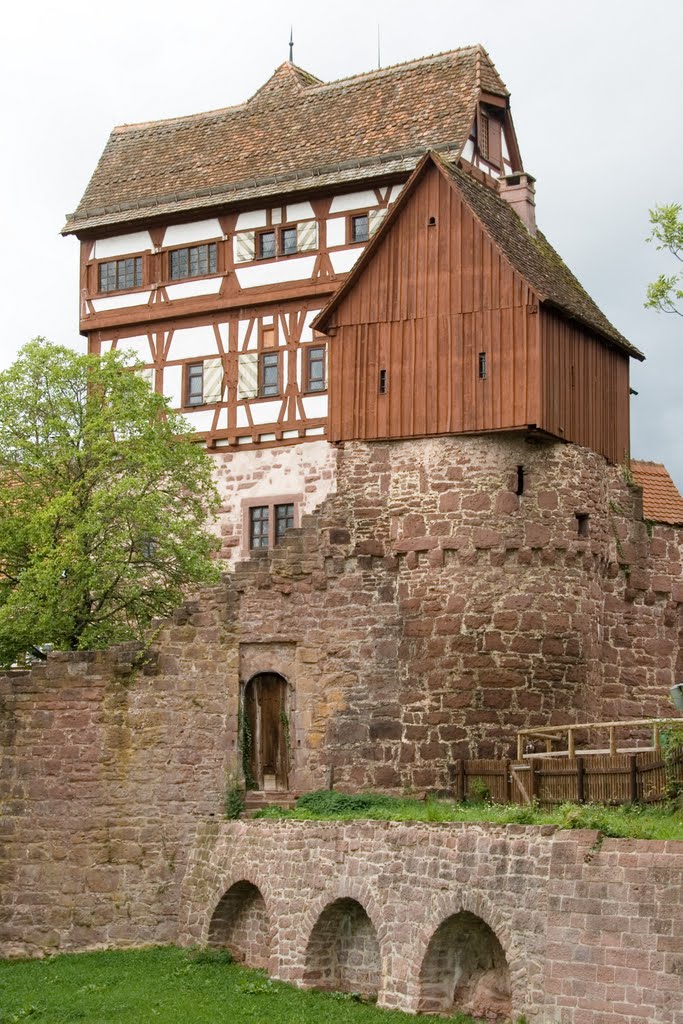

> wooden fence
[454,749,683,807]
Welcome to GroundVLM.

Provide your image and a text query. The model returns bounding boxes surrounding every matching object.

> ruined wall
[180,819,683,1024]
[1,433,682,958]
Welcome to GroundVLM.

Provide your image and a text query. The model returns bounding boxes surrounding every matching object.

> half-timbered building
[63,46,642,559]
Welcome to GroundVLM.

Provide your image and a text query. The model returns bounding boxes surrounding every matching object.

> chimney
[499,172,536,235]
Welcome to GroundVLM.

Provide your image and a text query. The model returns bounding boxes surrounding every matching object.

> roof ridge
[109,46,484,134]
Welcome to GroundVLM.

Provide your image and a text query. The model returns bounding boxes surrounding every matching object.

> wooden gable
[317,156,542,444]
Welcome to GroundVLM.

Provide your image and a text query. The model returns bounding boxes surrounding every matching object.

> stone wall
[1,433,682,960]
[180,819,683,1024]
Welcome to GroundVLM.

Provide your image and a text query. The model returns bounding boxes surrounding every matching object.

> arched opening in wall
[303,898,380,999]
[243,672,290,791]
[418,911,512,1021]
[208,880,271,970]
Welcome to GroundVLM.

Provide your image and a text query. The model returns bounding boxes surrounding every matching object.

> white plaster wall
[250,400,281,425]
[302,395,328,419]
[330,190,378,213]
[165,278,222,300]
[93,232,152,258]
[162,219,222,247]
[163,365,183,407]
[235,256,316,288]
[236,210,267,230]
[286,201,314,221]
[117,336,153,362]
[211,439,339,562]
[181,409,215,432]
[91,292,151,311]
[326,217,347,247]
[166,325,218,361]
[330,248,363,274]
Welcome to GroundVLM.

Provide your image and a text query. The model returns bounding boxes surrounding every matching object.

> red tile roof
[630,461,683,525]
[63,46,507,234]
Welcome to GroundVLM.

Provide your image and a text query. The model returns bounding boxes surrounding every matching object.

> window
[249,506,269,549]
[351,214,369,243]
[275,503,294,544]
[186,363,204,406]
[259,352,279,397]
[169,243,217,280]
[576,513,590,538]
[98,257,143,292]
[516,466,525,496]
[280,226,298,256]
[306,346,326,392]
[247,500,298,550]
[379,368,388,394]
[478,352,487,380]
[258,231,276,260]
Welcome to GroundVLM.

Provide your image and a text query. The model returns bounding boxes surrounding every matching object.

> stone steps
[244,790,298,812]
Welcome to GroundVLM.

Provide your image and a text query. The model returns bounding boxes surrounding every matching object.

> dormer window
[98,257,143,292]
[477,108,503,169]
[169,243,217,280]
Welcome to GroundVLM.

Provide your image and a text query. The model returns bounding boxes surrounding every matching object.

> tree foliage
[0,339,221,663]
[645,202,683,316]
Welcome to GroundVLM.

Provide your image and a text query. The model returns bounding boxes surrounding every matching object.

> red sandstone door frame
[243,673,290,791]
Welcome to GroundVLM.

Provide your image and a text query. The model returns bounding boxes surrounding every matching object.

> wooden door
[244,673,289,791]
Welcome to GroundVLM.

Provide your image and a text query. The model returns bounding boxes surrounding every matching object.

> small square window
[259,231,276,260]
[351,214,369,243]
[187,363,204,406]
[250,506,269,549]
[306,346,326,393]
[259,352,279,397]
[281,227,297,256]
[275,503,294,544]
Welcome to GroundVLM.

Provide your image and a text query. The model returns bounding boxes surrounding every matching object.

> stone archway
[208,880,271,970]
[418,910,512,1020]
[303,897,381,998]
[243,672,290,791]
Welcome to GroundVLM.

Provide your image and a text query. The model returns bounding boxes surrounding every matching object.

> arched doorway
[243,672,290,791]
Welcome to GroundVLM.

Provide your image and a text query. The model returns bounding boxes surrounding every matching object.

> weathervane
[289,27,294,63]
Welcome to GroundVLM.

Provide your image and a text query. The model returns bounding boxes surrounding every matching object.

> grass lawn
[251,790,683,841]
[0,946,457,1024]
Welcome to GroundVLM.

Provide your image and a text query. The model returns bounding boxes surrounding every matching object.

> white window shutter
[296,220,318,252]
[234,231,255,263]
[203,357,223,404]
[368,209,388,236]
[237,352,259,400]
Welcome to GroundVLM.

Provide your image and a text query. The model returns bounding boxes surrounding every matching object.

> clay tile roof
[63,45,507,234]
[439,160,644,359]
[630,461,683,525]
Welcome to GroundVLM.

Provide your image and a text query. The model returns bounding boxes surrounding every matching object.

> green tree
[645,202,683,316]
[0,339,221,664]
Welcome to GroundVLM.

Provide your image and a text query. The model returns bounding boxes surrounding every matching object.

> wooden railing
[515,718,682,761]
[454,749,683,807]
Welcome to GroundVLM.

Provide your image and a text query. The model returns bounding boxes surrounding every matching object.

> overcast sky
[1,0,681,487]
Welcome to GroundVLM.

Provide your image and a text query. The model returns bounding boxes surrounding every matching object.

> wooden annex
[314,154,641,464]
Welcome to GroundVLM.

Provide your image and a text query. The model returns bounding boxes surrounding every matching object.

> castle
[57,45,683,792]
[1,47,682,1021]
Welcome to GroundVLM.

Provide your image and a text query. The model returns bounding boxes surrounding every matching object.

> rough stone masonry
[180,819,683,1024]
[0,434,682,1002]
